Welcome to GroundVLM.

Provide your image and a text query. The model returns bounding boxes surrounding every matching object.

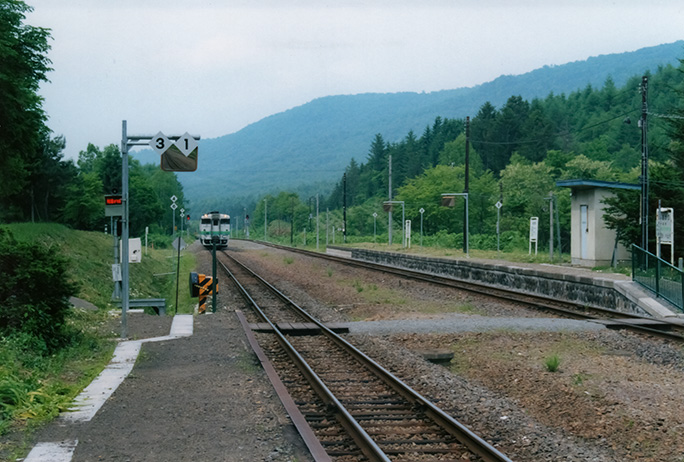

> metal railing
[632,244,684,313]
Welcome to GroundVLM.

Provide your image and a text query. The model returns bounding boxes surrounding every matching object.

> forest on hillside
[248,62,684,259]
[0,2,188,241]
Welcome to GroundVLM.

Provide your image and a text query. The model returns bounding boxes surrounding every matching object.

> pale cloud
[26,1,684,160]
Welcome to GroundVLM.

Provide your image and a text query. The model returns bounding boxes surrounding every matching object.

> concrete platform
[329,246,684,320]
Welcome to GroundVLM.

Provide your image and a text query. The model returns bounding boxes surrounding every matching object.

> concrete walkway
[23,315,194,462]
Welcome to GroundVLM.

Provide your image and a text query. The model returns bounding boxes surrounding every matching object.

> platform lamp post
[373,212,378,244]
[419,208,425,247]
[441,193,469,257]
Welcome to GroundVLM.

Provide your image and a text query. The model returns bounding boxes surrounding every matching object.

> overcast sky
[27,0,684,161]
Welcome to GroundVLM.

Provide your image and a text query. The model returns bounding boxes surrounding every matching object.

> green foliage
[61,172,104,230]
[0,228,78,350]
[0,309,116,437]
[64,144,187,236]
[0,4,76,222]
[544,354,561,372]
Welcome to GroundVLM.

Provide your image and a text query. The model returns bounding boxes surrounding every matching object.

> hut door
[580,205,589,260]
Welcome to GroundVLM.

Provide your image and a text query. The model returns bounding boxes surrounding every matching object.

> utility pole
[290,196,294,245]
[640,75,649,251]
[464,116,470,254]
[548,192,554,261]
[316,194,319,251]
[343,173,347,243]
[388,155,392,246]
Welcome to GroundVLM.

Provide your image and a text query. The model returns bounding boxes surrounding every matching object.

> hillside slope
[181,41,684,205]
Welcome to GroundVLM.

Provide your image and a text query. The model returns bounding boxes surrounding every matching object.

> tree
[0,1,53,220]
[495,96,530,166]
[61,172,104,230]
[397,165,466,235]
[470,102,499,173]
[499,155,555,238]
[25,135,78,222]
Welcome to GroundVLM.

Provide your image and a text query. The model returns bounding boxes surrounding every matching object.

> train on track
[199,211,230,249]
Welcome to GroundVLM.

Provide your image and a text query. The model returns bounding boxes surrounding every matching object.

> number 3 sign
[149,131,199,172]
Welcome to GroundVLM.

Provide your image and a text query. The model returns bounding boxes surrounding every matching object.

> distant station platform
[327,245,683,320]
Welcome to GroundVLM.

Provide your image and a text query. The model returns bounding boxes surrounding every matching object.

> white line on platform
[24,440,78,462]
[27,315,194,461]
[61,314,193,423]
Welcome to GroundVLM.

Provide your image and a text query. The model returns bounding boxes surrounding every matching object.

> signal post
[119,121,199,338]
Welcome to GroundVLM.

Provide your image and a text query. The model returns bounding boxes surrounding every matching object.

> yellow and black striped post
[190,272,218,314]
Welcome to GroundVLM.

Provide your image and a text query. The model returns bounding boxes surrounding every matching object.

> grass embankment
[0,223,196,459]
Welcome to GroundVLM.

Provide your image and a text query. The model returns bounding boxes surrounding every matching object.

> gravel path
[345,314,607,335]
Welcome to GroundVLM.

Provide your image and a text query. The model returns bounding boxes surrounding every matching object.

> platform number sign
[149,131,198,172]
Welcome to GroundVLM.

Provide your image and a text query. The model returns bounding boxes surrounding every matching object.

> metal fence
[632,244,684,313]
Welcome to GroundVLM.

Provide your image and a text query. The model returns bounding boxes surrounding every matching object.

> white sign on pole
[529,217,539,241]
[529,216,539,255]
[656,208,674,244]
[112,264,122,282]
[170,202,178,210]
[170,195,177,202]
[656,207,674,264]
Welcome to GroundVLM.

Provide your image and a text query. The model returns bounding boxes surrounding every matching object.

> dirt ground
[20,240,684,461]
[231,242,684,462]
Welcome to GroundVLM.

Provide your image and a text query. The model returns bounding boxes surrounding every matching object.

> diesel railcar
[199,212,230,249]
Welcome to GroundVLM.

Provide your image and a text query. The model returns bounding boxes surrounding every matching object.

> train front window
[220,218,230,225]
[201,218,210,225]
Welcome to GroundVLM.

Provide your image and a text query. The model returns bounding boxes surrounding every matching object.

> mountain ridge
[182,40,684,207]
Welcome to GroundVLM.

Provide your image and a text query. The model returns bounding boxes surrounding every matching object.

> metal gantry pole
[120,121,130,339]
[388,155,392,246]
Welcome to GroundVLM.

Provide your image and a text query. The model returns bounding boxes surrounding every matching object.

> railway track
[217,250,512,462]
[245,240,684,342]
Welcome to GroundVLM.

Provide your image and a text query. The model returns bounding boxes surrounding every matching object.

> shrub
[0,228,78,351]
[544,354,561,372]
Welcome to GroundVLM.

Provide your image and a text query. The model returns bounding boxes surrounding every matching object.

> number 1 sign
[149,131,199,172]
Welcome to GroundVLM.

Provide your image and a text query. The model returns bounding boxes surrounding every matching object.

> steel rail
[219,255,391,462]
[221,251,513,462]
[249,241,684,342]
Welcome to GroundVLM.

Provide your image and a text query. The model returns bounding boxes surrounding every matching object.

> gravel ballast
[20,240,684,462]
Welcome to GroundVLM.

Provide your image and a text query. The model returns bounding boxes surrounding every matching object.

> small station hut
[556,179,640,267]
